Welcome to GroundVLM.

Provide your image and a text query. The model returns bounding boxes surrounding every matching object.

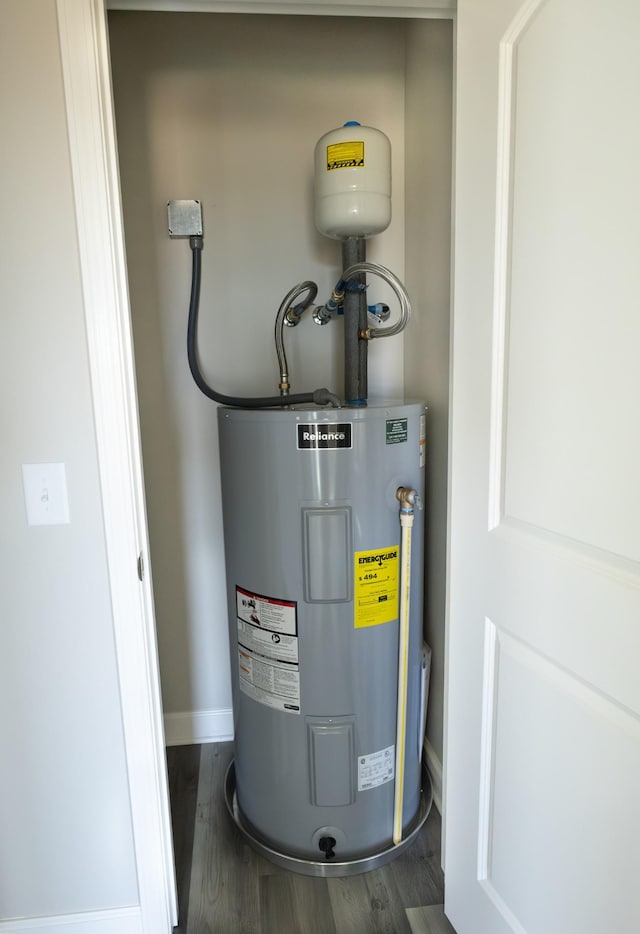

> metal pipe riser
[341,237,367,405]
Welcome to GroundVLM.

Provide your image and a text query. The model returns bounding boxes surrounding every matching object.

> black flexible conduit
[187,237,340,408]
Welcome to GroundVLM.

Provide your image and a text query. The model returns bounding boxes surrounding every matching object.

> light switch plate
[22,463,70,526]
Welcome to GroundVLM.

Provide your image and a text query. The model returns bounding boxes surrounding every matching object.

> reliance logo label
[297,423,352,450]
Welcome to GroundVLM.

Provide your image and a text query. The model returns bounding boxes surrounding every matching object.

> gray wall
[109,11,407,730]
[0,0,138,921]
[108,11,452,762]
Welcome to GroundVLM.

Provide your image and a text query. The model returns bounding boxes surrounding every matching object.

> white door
[445,1,640,932]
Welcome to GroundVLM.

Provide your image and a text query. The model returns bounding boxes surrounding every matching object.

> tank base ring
[223,758,433,878]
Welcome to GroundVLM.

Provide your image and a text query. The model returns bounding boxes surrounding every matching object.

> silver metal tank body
[218,401,426,862]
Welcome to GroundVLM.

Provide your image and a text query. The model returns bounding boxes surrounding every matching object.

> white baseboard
[163,707,234,746]
[424,739,443,814]
[0,907,142,934]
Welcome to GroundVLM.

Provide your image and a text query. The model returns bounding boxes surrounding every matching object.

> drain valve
[318,836,337,860]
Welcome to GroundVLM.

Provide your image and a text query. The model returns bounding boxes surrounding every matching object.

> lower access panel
[307,717,355,806]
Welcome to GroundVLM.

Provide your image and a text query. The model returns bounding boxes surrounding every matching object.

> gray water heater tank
[218,401,427,868]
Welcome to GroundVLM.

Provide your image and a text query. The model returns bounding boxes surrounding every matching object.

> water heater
[218,403,429,872]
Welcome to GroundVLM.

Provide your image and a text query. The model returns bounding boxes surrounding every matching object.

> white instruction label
[236,586,300,714]
[358,744,395,791]
[237,618,298,664]
[238,648,300,714]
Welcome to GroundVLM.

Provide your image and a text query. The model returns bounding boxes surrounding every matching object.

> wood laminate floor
[167,742,454,934]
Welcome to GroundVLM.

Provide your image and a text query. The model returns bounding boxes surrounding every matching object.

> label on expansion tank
[236,586,300,714]
[297,423,352,450]
[326,140,365,171]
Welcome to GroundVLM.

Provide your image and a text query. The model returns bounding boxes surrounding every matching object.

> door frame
[56,1,456,930]
[56,2,177,930]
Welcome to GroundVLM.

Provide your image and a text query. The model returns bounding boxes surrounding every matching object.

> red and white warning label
[236,586,297,635]
[236,586,300,714]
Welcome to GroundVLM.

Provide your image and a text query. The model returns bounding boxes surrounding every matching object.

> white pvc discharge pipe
[393,487,421,845]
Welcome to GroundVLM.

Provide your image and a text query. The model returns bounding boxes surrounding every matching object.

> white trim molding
[56,1,176,931]
[107,0,456,17]
[164,707,235,746]
[0,908,142,934]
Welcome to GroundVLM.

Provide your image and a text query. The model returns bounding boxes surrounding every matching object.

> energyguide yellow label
[326,140,365,171]
[354,546,399,628]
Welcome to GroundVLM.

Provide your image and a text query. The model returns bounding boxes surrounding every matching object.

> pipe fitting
[368,303,390,324]
[312,388,342,407]
[396,487,423,513]
[313,305,333,326]
[284,308,301,327]
[313,283,347,326]
[342,262,411,341]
